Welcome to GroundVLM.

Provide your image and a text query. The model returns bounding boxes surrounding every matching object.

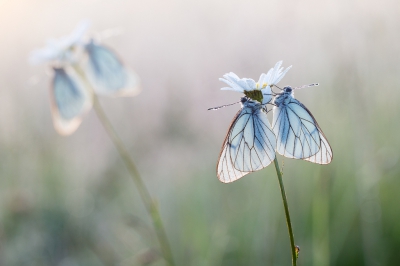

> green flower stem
[92,95,175,266]
[273,157,297,266]
[72,65,175,266]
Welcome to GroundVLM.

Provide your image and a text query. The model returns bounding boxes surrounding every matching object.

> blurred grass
[1,0,400,265]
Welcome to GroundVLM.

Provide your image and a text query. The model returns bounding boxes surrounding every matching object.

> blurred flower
[219,61,291,105]
[30,20,141,135]
[29,20,90,65]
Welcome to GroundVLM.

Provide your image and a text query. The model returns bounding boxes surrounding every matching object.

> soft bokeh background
[1,0,399,265]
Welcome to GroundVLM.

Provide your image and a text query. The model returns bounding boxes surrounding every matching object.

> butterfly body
[274,86,293,107]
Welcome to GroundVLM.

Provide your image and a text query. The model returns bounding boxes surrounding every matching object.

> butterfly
[215,85,333,182]
[84,39,140,97]
[216,97,276,183]
[50,67,92,135]
[272,86,333,164]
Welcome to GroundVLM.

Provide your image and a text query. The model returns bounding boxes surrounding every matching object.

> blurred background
[1,0,399,265]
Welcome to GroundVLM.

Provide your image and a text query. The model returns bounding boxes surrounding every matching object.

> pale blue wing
[217,115,251,183]
[304,128,333,164]
[272,97,332,162]
[217,101,276,183]
[51,67,92,135]
[85,41,140,96]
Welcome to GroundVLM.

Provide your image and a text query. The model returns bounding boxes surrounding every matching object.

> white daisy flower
[259,61,292,89]
[30,20,90,65]
[219,61,291,105]
[220,72,257,93]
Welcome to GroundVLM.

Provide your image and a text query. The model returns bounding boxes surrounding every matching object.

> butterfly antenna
[263,92,279,97]
[208,101,240,111]
[294,83,319,90]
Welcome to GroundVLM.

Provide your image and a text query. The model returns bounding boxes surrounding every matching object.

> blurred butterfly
[272,85,333,164]
[215,97,276,183]
[50,67,92,135]
[84,39,140,97]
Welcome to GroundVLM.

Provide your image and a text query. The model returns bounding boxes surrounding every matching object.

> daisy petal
[273,65,292,85]
[261,87,272,105]
[219,77,245,92]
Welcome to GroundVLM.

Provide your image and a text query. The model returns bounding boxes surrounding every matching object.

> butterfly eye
[284,87,292,93]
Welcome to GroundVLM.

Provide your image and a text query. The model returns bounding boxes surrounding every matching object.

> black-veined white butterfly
[216,97,276,183]
[50,67,92,135]
[272,86,333,164]
[85,40,140,97]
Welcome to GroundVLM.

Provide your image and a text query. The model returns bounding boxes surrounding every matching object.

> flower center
[243,83,268,103]
[256,82,268,89]
[244,90,263,103]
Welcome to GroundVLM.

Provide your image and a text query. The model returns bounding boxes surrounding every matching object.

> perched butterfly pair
[51,40,140,134]
[212,62,332,183]
[31,21,140,135]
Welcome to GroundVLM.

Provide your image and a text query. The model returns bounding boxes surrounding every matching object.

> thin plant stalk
[273,157,297,266]
[73,65,175,266]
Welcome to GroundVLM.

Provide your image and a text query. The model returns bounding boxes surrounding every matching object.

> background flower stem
[92,95,175,266]
[273,157,297,266]
[72,65,175,266]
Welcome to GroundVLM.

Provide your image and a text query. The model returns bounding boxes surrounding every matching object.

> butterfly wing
[217,114,251,183]
[217,101,276,183]
[304,124,333,164]
[85,41,140,97]
[272,97,332,163]
[50,67,92,135]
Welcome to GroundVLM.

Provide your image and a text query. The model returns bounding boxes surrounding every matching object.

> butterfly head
[283,86,293,94]
[240,97,262,109]
[274,86,294,107]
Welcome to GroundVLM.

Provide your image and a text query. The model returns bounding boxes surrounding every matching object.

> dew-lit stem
[273,157,297,266]
[73,65,175,266]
